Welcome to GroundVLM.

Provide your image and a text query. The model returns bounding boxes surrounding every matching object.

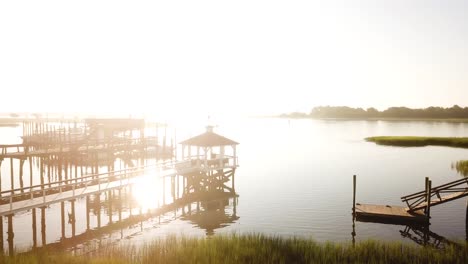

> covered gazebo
[178,126,239,194]
[179,126,238,170]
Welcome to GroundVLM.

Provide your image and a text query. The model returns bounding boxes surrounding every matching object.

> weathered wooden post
[85,195,90,231]
[108,190,113,224]
[10,158,14,194]
[7,214,14,255]
[353,175,357,219]
[61,201,65,239]
[19,159,25,193]
[0,215,3,254]
[41,207,46,246]
[96,194,101,228]
[162,177,166,205]
[465,198,468,242]
[426,180,432,221]
[71,199,76,237]
[32,208,37,248]
[29,157,33,189]
[118,189,122,222]
[424,177,429,211]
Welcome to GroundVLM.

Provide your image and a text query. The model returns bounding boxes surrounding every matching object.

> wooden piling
[232,173,235,193]
[118,189,122,222]
[10,158,14,194]
[466,199,468,242]
[0,215,3,254]
[39,158,43,189]
[61,202,65,239]
[7,214,15,256]
[0,159,3,196]
[426,180,432,220]
[353,175,356,218]
[32,208,37,248]
[71,199,76,237]
[19,159,24,192]
[41,207,46,246]
[108,190,112,224]
[29,157,33,188]
[7,214,14,255]
[97,194,101,228]
[162,177,166,205]
[86,195,90,230]
[423,177,429,216]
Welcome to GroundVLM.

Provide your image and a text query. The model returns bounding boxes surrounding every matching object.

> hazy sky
[1,1,467,118]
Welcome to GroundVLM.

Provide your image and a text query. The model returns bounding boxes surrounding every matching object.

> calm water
[1,118,468,252]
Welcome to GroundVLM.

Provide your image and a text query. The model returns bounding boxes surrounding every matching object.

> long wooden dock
[0,161,186,217]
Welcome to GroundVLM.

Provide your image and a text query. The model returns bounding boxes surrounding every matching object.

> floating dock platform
[355,203,428,224]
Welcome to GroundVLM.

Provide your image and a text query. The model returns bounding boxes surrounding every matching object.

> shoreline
[277,116,468,123]
[5,234,467,263]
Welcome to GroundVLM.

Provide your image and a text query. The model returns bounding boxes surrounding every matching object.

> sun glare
[132,173,160,212]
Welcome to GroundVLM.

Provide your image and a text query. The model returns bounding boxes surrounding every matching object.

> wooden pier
[0,120,240,255]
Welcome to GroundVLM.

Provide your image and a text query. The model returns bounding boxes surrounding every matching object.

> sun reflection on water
[132,173,161,212]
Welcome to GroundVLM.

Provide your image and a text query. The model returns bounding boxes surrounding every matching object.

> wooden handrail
[401,177,468,201]
[0,160,179,197]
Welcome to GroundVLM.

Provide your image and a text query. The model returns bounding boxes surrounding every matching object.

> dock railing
[0,160,185,216]
[401,177,468,212]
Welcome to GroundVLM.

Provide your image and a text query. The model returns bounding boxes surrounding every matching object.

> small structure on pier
[178,125,239,194]
[85,118,145,141]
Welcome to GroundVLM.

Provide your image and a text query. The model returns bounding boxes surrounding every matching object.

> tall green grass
[2,234,467,263]
[366,136,468,148]
[452,160,468,177]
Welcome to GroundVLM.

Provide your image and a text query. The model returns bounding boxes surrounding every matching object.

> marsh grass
[366,136,468,148]
[452,160,468,177]
[2,234,467,263]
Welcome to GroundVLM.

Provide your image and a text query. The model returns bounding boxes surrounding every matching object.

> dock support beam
[86,195,90,230]
[426,180,432,221]
[10,158,14,194]
[0,215,3,255]
[32,208,37,248]
[162,177,166,205]
[118,189,122,222]
[61,202,65,239]
[353,175,356,219]
[41,207,46,246]
[108,190,112,224]
[97,194,101,228]
[7,214,14,255]
[71,199,76,237]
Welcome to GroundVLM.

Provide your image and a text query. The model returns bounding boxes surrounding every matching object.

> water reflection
[353,202,468,249]
[182,198,239,236]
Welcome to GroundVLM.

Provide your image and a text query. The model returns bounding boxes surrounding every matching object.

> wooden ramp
[353,176,468,225]
[402,177,468,213]
[355,203,427,224]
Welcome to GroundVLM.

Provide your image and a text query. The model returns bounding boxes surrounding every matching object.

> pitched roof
[179,131,239,147]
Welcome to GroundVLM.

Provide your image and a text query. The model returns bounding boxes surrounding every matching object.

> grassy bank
[366,136,468,148]
[3,234,468,264]
[453,160,468,177]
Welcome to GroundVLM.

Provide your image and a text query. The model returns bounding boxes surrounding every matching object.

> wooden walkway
[0,161,188,217]
[0,138,163,159]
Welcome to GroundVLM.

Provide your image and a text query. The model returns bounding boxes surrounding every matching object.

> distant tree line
[281,105,468,119]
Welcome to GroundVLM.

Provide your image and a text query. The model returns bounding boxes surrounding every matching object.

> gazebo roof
[179,128,239,147]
